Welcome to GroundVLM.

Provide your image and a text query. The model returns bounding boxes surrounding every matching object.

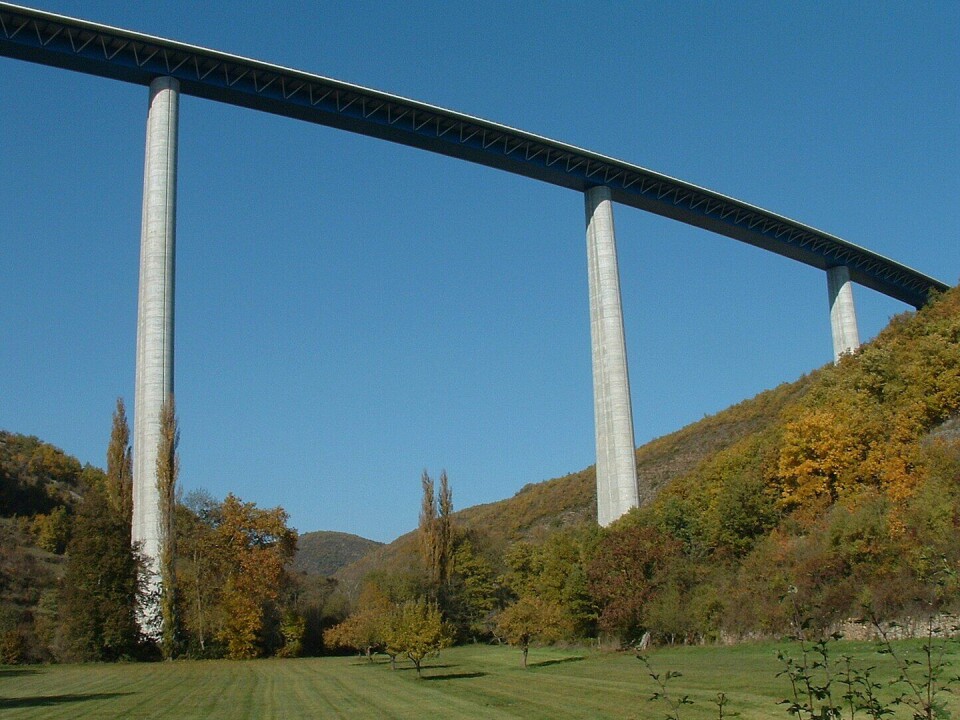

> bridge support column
[585,186,639,527]
[133,76,179,622]
[827,265,860,362]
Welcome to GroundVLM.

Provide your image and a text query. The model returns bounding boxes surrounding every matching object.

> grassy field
[2,641,958,719]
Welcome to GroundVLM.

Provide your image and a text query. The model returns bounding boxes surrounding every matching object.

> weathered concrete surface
[827,265,861,362]
[132,76,179,609]
[585,186,639,526]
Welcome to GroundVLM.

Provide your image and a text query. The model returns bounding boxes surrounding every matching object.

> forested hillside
[0,432,104,662]
[294,531,382,577]
[334,368,816,597]
[332,286,960,650]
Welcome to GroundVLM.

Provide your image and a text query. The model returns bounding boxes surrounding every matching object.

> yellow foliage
[213,494,296,659]
[776,408,867,508]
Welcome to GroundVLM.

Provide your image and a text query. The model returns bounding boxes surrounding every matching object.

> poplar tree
[105,397,133,524]
[418,470,437,585]
[418,470,454,595]
[437,471,453,587]
[156,396,181,658]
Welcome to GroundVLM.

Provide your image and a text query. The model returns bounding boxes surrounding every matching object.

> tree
[324,609,384,661]
[33,506,70,554]
[418,470,454,597]
[418,470,437,581]
[382,598,450,677]
[60,484,142,661]
[215,494,297,659]
[156,396,181,659]
[586,524,684,643]
[277,610,306,658]
[105,397,133,524]
[437,471,453,588]
[175,490,224,655]
[494,594,572,667]
[323,583,391,662]
[502,529,598,639]
[445,539,502,641]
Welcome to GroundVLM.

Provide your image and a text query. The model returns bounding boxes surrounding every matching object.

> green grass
[2,641,958,719]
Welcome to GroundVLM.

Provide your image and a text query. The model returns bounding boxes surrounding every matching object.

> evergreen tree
[60,484,141,661]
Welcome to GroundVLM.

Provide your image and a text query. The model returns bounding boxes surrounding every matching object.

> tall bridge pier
[585,187,640,526]
[132,76,179,608]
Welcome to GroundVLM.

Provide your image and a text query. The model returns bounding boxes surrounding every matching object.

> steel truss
[0,2,948,308]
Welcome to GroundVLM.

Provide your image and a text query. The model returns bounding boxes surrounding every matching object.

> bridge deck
[0,2,948,308]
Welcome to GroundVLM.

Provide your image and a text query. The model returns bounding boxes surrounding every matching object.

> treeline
[326,286,960,660]
[0,407,345,664]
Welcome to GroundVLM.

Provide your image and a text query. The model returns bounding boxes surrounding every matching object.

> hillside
[293,530,382,576]
[334,371,816,596]
[0,432,95,662]
[337,285,960,636]
[0,431,94,516]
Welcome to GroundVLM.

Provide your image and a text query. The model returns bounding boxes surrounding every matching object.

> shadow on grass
[396,664,454,672]
[421,671,487,681]
[0,692,133,710]
[0,668,41,678]
[528,655,586,669]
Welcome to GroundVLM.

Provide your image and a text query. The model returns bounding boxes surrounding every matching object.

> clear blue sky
[2,1,957,543]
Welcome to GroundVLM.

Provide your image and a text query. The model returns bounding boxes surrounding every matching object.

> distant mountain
[293,530,382,577]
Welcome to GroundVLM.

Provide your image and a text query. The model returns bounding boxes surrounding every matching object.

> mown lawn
[2,641,958,719]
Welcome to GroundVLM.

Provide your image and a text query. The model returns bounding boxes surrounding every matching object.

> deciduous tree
[587,524,683,643]
[156,396,181,658]
[382,598,450,677]
[494,594,571,667]
[105,397,133,523]
[418,470,454,596]
[215,494,297,659]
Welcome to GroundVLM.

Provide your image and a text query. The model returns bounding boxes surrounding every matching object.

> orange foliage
[214,494,296,659]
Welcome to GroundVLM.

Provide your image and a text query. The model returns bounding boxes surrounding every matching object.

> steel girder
[0,2,949,308]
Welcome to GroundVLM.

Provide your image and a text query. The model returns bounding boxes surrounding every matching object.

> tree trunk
[522,645,528,668]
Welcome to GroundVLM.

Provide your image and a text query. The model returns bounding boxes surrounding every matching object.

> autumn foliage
[588,286,960,642]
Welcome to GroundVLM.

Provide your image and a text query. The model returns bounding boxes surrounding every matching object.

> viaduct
[1,4,949,591]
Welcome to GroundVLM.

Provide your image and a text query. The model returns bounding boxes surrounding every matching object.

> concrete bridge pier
[585,186,640,526]
[827,265,860,362]
[132,76,179,611]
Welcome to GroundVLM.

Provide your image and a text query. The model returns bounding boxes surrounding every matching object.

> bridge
[1,3,949,578]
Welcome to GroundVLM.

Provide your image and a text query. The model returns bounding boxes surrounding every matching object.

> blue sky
[2,1,958,543]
